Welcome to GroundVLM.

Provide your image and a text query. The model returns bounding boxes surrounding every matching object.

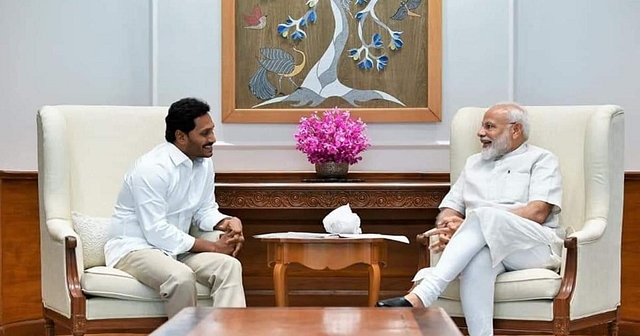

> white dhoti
[468,207,563,268]
[410,207,563,336]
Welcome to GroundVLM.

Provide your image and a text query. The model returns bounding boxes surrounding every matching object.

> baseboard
[0,319,44,336]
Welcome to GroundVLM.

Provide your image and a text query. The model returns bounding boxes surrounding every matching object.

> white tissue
[322,204,362,234]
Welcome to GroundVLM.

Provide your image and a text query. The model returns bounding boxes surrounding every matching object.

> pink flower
[294,107,371,164]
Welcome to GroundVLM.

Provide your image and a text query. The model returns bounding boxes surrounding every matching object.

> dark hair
[165,98,210,142]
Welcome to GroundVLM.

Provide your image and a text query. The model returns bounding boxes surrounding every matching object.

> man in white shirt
[104,97,246,318]
[376,103,564,336]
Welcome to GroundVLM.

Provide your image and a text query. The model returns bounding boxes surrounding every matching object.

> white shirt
[440,143,563,228]
[104,142,229,267]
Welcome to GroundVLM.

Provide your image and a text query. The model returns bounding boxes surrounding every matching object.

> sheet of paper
[254,232,409,244]
[253,232,337,239]
[337,233,410,244]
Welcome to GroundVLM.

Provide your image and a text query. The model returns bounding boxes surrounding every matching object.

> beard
[481,131,511,161]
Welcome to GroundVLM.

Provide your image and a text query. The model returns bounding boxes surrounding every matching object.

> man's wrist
[209,241,219,253]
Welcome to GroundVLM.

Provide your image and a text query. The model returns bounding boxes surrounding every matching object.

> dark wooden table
[260,237,387,307]
[150,307,463,335]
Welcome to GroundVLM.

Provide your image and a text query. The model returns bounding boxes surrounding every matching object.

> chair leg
[608,319,619,336]
[553,319,569,336]
[44,317,55,336]
[71,319,86,336]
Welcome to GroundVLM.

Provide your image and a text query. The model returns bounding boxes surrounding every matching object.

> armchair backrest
[449,105,624,235]
[38,106,168,218]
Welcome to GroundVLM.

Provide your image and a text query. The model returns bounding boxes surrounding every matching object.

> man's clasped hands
[215,216,245,257]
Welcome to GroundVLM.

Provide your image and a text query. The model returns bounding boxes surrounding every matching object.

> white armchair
[417,105,624,335]
[37,105,218,336]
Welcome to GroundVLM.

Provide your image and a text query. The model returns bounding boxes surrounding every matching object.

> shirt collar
[499,142,528,160]
[166,142,206,167]
[166,143,191,167]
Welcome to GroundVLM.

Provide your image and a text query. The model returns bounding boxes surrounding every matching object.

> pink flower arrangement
[294,107,371,165]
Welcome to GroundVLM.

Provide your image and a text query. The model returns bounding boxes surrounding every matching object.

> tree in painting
[248,0,422,108]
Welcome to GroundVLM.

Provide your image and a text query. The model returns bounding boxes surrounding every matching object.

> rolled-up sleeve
[131,168,195,254]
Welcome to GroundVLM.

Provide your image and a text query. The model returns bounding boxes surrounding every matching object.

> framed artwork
[221,0,442,123]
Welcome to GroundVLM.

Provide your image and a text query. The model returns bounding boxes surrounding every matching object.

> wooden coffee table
[150,307,463,335]
[260,237,387,307]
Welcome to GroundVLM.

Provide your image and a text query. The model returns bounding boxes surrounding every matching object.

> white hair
[492,102,530,141]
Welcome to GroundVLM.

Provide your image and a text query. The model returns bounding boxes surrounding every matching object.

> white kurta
[442,143,562,226]
[440,143,564,267]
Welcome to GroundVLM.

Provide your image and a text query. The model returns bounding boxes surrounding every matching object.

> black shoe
[375,297,413,307]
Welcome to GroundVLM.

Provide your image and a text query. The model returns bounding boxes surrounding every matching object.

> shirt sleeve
[131,167,195,255]
[529,151,563,214]
[439,166,467,215]
[192,161,229,231]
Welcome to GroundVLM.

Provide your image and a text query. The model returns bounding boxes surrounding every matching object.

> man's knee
[161,265,197,298]
[219,254,242,275]
[172,266,197,284]
[205,254,243,287]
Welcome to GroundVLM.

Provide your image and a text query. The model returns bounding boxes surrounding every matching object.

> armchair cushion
[81,266,211,301]
[423,234,563,302]
[71,211,111,269]
[417,267,561,302]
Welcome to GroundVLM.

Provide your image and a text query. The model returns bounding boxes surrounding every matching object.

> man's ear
[175,130,187,144]
[512,122,523,139]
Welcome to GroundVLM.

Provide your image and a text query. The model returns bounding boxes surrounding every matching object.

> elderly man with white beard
[376,103,564,336]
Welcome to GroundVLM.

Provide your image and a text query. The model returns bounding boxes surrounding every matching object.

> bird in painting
[243,5,267,30]
[248,47,307,100]
[390,0,423,21]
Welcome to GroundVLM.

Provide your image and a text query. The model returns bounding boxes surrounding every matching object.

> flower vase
[315,162,349,179]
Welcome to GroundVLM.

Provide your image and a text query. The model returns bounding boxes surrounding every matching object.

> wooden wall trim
[0,170,37,180]
[622,172,640,324]
[625,171,640,181]
[3,170,637,181]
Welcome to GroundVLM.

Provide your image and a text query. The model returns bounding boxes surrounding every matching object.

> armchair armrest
[567,218,606,244]
[416,232,430,269]
[46,218,79,242]
[41,219,81,318]
[64,236,87,311]
[565,222,621,319]
[554,237,578,319]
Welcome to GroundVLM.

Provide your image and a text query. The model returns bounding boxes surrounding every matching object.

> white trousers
[115,248,246,318]
[411,207,561,336]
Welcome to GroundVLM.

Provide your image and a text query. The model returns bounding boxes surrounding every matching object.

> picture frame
[221,0,442,123]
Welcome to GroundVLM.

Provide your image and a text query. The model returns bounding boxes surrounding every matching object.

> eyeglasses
[480,122,516,131]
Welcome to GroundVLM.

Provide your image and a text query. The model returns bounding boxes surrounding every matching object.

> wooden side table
[260,238,387,307]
